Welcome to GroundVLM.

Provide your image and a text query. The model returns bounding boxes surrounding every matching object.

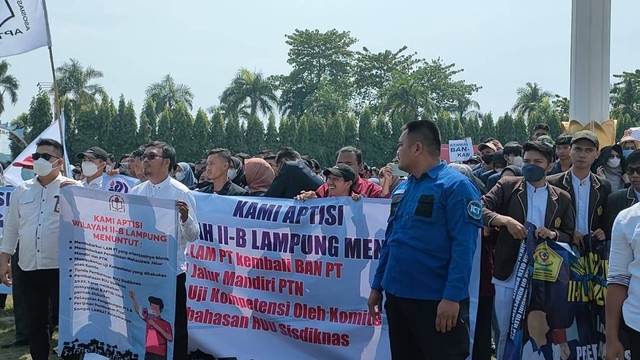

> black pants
[472,296,494,360]
[624,320,640,360]
[385,293,469,360]
[22,268,59,360]
[11,247,30,343]
[174,272,188,360]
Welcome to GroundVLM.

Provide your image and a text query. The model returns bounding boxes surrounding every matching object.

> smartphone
[390,163,408,177]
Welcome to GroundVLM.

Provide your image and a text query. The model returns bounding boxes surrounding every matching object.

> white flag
[0,0,51,58]
[4,118,63,185]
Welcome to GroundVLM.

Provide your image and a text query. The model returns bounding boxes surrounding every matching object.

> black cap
[466,155,481,165]
[323,164,356,182]
[571,130,599,148]
[77,147,109,162]
[148,296,164,310]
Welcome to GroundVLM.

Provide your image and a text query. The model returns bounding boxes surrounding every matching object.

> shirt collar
[148,175,172,189]
[571,171,590,186]
[415,161,446,181]
[526,181,548,194]
[34,173,63,188]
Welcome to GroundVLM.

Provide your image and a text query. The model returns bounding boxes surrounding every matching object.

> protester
[531,123,550,141]
[77,146,109,189]
[479,151,506,186]
[244,157,275,196]
[296,164,361,200]
[594,144,628,192]
[264,147,323,199]
[368,120,482,360]
[482,141,575,359]
[129,141,199,360]
[605,149,640,238]
[315,146,384,198]
[486,142,522,189]
[174,162,196,188]
[550,134,572,175]
[474,142,497,178]
[0,138,79,360]
[131,146,149,182]
[620,135,640,160]
[548,130,611,250]
[229,156,248,188]
[199,149,249,196]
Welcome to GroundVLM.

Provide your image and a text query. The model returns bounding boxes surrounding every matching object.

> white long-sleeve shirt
[0,174,77,270]
[608,202,640,331]
[130,176,199,274]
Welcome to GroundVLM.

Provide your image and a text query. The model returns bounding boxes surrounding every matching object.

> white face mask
[607,158,621,168]
[227,169,238,180]
[511,156,523,167]
[33,158,57,176]
[105,165,113,172]
[21,168,35,181]
[82,162,99,177]
[175,172,185,181]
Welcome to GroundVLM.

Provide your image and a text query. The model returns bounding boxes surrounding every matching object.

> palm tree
[146,74,194,114]
[511,82,553,119]
[220,68,279,119]
[381,72,433,122]
[0,60,20,118]
[454,98,481,122]
[55,58,106,109]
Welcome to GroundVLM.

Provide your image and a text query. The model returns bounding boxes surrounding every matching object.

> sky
[2,0,640,125]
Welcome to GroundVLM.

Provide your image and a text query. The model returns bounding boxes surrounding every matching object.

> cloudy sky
[2,0,639,124]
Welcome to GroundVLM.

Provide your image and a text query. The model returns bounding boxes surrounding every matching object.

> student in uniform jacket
[264,147,323,199]
[481,141,575,359]
[547,131,611,247]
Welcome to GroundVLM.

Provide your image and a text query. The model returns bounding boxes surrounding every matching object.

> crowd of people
[0,119,639,360]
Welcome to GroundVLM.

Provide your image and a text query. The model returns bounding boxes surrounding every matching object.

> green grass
[0,295,59,360]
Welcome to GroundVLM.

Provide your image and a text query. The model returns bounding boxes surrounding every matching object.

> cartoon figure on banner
[108,179,131,193]
[109,195,125,213]
[130,291,173,360]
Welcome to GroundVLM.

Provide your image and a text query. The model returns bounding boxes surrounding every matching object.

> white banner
[449,137,474,162]
[0,0,51,58]
[187,194,391,360]
[101,174,140,193]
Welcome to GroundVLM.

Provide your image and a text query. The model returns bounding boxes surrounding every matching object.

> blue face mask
[21,168,35,181]
[522,164,546,183]
[623,149,635,159]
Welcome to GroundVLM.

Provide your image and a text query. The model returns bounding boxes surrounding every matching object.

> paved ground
[0,295,59,360]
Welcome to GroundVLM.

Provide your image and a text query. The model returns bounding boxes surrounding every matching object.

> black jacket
[605,187,639,238]
[198,180,248,196]
[264,160,323,199]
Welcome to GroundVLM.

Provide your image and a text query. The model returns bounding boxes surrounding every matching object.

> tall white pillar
[568,0,614,146]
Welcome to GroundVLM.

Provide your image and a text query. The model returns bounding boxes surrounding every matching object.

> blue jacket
[372,161,483,301]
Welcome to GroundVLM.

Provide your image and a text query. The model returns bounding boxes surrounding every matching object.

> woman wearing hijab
[244,158,275,196]
[174,162,196,188]
[594,145,628,192]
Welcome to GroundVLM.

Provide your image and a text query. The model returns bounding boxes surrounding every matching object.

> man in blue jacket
[368,120,483,360]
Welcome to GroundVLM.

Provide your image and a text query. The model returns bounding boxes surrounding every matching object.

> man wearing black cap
[130,290,173,360]
[296,164,360,200]
[548,130,611,249]
[77,147,109,189]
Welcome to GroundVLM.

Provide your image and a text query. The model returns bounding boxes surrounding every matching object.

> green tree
[278,117,297,148]
[463,115,480,143]
[375,117,394,164]
[111,96,138,155]
[157,108,173,143]
[192,109,211,159]
[245,116,265,155]
[137,113,153,145]
[9,113,29,158]
[145,74,193,114]
[478,113,495,143]
[264,114,279,151]
[224,116,244,153]
[306,114,326,163]
[323,116,346,165]
[294,116,310,154]
[220,68,279,119]
[71,104,98,158]
[0,60,20,118]
[512,115,528,144]
[495,113,516,143]
[209,110,225,149]
[55,58,106,112]
[611,70,640,122]
[94,96,116,153]
[277,29,357,117]
[357,109,375,160]
[511,82,552,119]
[170,102,195,161]
[343,115,358,145]
[141,97,158,139]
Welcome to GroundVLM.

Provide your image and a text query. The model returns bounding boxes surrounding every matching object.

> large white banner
[187,194,391,360]
[0,0,51,58]
[58,187,178,359]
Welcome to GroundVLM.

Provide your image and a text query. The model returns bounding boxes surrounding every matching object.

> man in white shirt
[0,138,78,360]
[605,202,640,360]
[130,141,199,360]
[78,146,109,189]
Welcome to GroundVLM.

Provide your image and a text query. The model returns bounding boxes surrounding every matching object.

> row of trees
[1,29,639,167]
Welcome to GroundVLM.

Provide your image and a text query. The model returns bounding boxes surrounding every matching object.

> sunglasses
[32,152,59,161]
[628,165,640,176]
[141,153,165,161]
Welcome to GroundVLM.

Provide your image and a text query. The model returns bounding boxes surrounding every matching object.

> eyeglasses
[32,152,59,161]
[141,153,165,161]
[628,165,640,176]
